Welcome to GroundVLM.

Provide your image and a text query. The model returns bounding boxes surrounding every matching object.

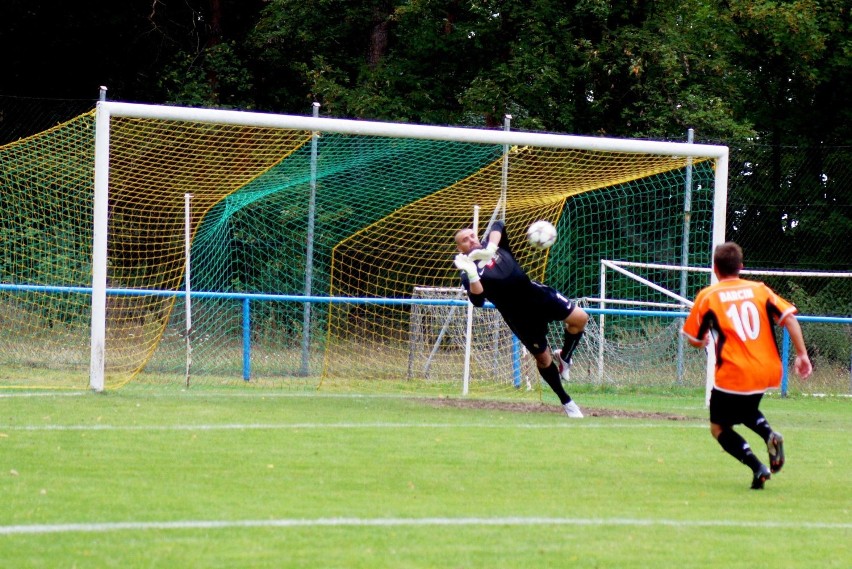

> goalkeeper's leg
[538,359,571,405]
[559,304,589,363]
[516,320,583,417]
[560,330,584,364]
[537,360,584,418]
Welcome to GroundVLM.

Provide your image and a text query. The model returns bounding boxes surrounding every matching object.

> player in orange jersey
[682,242,812,489]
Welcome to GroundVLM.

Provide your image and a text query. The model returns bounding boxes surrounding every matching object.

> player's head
[713,241,744,278]
[454,227,481,254]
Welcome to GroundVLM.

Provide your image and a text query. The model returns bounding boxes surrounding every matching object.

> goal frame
[90,101,730,391]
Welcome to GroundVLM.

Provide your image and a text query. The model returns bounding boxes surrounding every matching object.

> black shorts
[709,388,765,426]
[502,285,576,356]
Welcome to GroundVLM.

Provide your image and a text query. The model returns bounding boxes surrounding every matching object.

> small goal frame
[594,260,852,404]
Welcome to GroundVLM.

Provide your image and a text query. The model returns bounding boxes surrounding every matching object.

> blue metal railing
[2,283,849,392]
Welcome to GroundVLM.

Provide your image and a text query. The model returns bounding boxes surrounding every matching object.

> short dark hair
[713,242,743,277]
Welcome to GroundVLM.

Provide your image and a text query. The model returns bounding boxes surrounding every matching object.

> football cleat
[767,431,785,474]
[563,400,584,418]
[553,349,572,382]
[751,464,771,490]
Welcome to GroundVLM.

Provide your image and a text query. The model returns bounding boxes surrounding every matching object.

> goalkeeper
[453,220,588,418]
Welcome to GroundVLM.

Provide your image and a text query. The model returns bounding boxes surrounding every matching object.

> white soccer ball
[526,220,557,249]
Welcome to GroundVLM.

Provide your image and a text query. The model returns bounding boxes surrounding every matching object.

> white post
[501,115,511,222]
[704,149,730,406]
[676,128,694,383]
[462,205,480,395]
[89,102,111,392]
[184,193,193,387]
[598,261,607,381]
[301,101,321,376]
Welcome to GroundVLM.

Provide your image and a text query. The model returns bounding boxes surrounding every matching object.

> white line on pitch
[0,392,84,398]
[0,422,706,431]
[1,516,848,535]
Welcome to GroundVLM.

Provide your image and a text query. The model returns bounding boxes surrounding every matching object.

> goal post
[90,102,730,392]
[3,100,731,392]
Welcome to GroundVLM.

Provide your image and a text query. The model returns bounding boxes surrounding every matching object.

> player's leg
[710,389,771,489]
[540,287,588,380]
[559,304,588,362]
[742,396,785,473]
[516,320,583,418]
[531,349,571,405]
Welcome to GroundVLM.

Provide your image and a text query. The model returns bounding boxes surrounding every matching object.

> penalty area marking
[1,516,849,535]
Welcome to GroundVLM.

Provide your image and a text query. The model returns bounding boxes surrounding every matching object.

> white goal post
[89,101,730,391]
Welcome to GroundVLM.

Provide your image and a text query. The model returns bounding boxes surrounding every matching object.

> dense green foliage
[1,2,849,286]
[1,0,850,144]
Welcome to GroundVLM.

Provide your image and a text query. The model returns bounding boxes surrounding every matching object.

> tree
[244,1,763,137]
[723,1,852,269]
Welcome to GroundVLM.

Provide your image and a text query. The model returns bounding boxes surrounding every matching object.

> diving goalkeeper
[453,220,588,418]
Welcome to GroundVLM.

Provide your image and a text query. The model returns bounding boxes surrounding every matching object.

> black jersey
[460,221,559,321]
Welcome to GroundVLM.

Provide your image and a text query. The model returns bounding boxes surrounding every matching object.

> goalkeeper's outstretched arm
[454,253,485,300]
[454,227,489,299]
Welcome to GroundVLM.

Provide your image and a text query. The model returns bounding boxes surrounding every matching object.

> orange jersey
[682,278,797,394]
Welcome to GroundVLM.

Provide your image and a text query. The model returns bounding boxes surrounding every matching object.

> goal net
[0,102,729,395]
[588,261,852,396]
[407,286,538,391]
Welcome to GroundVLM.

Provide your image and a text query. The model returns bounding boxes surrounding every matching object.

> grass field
[1,386,849,568]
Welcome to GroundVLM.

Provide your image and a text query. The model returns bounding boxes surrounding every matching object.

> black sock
[561,331,584,362]
[538,362,571,405]
[744,414,773,443]
[717,428,763,472]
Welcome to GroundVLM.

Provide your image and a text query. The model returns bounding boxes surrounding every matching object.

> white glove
[454,253,480,283]
[467,242,498,267]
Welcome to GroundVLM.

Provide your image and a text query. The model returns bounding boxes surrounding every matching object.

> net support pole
[676,129,694,384]
[704,147,730,406]
[184,193,193,388]
[502,115,525,388]
[242,299,251,380]
[780,329,791,397]
[501,115,511,223]
[462,205,479,395]
[89,102,111,392]
[301,102,321,377]
[597,261,607,381]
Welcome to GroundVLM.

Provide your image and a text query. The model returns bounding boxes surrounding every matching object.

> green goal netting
[0,103,725,395]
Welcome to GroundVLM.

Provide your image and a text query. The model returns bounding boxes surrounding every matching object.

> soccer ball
[526,220,557,249]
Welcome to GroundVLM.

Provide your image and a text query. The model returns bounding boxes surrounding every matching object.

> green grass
[1,387,849,568]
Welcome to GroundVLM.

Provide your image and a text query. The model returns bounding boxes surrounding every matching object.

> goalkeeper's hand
[467,242,498,267]
[454,253,480,283]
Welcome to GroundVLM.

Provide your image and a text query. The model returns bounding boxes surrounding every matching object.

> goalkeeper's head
[454,227,481,254]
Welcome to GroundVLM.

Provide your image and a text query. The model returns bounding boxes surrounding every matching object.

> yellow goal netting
[0,103,724,394]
